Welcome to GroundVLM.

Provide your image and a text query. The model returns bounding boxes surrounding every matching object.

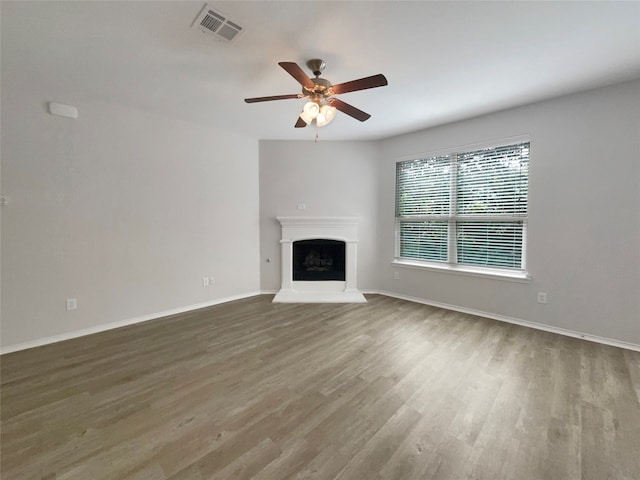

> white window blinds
[456,144,529,217]
[395,141,529,272]
[395,155,450,217]
[399,221,448,262]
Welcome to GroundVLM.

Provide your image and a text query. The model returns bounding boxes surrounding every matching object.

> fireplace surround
[273,217,366,303]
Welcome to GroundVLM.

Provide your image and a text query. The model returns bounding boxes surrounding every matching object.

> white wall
[259,140,380,292]
[3,76,637,351]
[377,80,640,346]
[1,93,260,349]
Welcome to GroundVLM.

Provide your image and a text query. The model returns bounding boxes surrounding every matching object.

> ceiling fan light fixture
[299,111,313,125]
[299,100,321,125]
[299,101,318,124]
[316,105,337,127]
[304,101,320,118]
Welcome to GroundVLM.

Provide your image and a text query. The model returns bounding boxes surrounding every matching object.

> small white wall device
[48,102,78,119]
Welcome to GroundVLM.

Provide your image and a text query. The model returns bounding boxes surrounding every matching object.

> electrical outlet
[66,298,77,311]
[203,276,210,287]
[209,276,215,285]
[394,272,400,280]
[537,292,547,304]
[297,203,306,210]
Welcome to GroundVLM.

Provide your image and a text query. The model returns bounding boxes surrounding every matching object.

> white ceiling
[2,1,639,141]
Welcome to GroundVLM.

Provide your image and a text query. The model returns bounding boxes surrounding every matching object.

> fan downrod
[306,59,326,77]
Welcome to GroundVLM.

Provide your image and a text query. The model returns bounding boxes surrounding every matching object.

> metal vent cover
[192,4,244,44]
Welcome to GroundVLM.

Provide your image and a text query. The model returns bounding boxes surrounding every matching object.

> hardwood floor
[1,294,639,479]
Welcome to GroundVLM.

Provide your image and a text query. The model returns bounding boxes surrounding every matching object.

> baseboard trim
[0,291,262,355]
[365,290,640,352]
[3,290,638,354]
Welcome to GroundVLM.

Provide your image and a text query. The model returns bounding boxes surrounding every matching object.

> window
[395,140,529,276]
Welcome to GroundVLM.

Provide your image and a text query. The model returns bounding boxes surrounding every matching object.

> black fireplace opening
[293,239,346,281]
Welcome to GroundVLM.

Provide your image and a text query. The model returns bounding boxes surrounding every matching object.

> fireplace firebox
[293,239,346,281]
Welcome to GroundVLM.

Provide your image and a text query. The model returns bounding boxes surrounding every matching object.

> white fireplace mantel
[273,217,367,303]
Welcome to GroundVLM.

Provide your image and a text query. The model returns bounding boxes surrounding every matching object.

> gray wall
[2,75,638,349]
[377,80,640,345]
[258,80,639,346]
[259,140,380,292]
[1,95,260,348]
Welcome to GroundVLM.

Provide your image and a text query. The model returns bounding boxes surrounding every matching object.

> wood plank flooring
[1,294,639,479]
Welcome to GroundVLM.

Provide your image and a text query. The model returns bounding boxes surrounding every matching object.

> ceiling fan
[244,59,388,128]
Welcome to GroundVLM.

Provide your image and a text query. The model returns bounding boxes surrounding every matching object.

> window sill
[391,259,531,283]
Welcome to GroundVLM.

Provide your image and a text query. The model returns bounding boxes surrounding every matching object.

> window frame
[393,136,531,282]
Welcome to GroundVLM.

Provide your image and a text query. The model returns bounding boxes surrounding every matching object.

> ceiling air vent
[192,4,244,44]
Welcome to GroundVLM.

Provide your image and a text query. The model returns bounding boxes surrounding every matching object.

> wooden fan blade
[328,98,371,122]
[244,94,301,103]
[330,74,388,95]
[294,117,307,128]
[278,62,315,90]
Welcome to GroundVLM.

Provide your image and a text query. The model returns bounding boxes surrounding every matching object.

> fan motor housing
[303,77,332,96]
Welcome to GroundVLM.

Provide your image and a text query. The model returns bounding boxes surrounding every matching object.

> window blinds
[457,221,524,269]
[395,155,450,217]
[399,221,448,261]
[395,141,529,271]
[456,143,529,216]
